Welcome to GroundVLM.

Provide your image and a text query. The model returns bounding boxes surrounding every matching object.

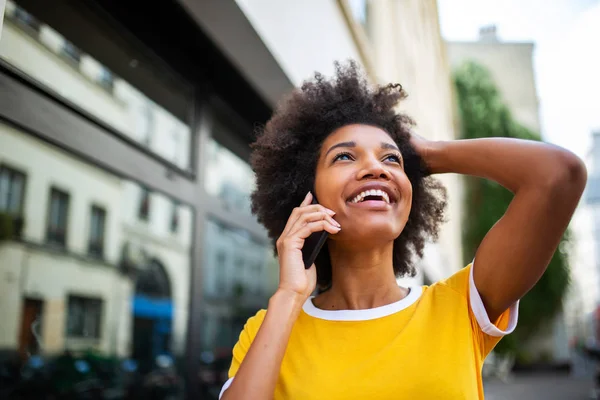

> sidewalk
[484,372,593,399]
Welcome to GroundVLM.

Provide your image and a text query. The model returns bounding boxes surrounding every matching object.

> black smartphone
[301,197,330,269]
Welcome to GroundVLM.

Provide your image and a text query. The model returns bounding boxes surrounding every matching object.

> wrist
[422,140,449,175]
[271,288,307,311]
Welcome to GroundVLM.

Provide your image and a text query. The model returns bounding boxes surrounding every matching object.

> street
[484,372,594,399]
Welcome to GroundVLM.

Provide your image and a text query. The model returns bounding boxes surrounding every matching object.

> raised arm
[222,192,340,400]
[422,137,586,322]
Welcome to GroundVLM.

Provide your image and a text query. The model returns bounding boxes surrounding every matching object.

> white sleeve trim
[219,377,234,399]
[469,260,519,337]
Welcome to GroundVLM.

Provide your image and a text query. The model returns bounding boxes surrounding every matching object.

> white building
[446,25,541,134]
[565,131,600,342]
[0,1,194,361]
[0,122,130,356]
[446,25,592,365]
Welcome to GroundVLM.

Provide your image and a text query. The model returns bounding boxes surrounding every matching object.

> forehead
[321,124,396,151]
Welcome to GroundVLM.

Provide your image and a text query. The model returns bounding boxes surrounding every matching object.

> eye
[333,152,353,162]
[384,153,402,164]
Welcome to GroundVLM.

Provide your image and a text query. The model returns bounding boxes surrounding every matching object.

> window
[61,41,82,66]
[66,296,102,339]
[204,138,255,215]
[97,68,114,93]
[203,218,273,299]
[215,251,227,294]
[0,165,26,215]
[88,205,106,258]
[170,201,179,233]
[1,1,193,170]
[12,5,41,34]
[347,0,372,40]
[138,186,150,221]
[142,102,155,146]
[46,187,70,247]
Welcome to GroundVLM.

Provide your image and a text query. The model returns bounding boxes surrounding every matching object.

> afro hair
[250,60,447,289]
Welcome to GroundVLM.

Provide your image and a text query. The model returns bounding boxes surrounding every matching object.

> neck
[315,241,408,310]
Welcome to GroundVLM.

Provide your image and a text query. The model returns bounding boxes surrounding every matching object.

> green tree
[453,61,571,357]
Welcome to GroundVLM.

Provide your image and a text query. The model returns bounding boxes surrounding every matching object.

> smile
[350,189,390,204]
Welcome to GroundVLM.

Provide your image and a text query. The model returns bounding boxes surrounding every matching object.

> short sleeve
[467,261,519,356]
[219,309,267,398]
[441,263,519,358]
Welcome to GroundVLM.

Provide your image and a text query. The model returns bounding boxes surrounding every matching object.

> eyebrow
[325,141,400,156]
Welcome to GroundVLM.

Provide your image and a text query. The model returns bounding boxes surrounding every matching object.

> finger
[281,192,314,238]
[296,210,340,228]
[289,219,341,240]
[281,203,335,238]
[300,191,313,207]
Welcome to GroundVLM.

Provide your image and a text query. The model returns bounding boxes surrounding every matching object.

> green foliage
[453,61,571,356]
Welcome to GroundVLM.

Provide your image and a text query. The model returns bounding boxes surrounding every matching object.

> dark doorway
[18,298,43,361]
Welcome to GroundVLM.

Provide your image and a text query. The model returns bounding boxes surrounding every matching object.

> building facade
[365,0,463,282]
[0,0,462,398]
[446,25,590,365]
[565,131,600,343]
[446,26,541,134]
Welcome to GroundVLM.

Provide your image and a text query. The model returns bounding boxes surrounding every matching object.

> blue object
[132,295,173,319]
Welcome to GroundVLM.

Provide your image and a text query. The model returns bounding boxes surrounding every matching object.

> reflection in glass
[0,120,193,398]
[347,0,372,39]
[66,296,103,339]
[199,217,277,397]
[46,187,70,247]
[0,1,192,170]
[88,205,107,258]
[204,138,255,215]
[0,164,26,215]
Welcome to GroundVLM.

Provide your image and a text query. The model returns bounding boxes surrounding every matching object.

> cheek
[314,173,335,203]
[400,175,413,204]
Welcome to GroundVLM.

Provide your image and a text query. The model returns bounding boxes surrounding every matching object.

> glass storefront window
[202,218,273,299]
[204,138,256,215]
[0,1,192,171]
[0,121,194,399]
[199,217,277,397]
[347,0,373,40]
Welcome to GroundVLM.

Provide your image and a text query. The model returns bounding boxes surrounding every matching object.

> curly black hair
[251,60,447,289]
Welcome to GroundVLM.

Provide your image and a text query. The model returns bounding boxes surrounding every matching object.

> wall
[0,243,133,356]
[0,123,123,263]
[446,41,541,134]
[0,120,194,357]
[0,123,131,356]
[234,0,364,86]
[368,0,463,280]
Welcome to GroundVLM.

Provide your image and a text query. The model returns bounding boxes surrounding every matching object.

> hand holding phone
[301,197,330,269]
[275,192,340,299]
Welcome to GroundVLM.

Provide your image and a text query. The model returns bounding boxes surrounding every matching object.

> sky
[438,0,600,160]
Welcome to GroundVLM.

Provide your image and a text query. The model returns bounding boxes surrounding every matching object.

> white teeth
[350,189,391,204]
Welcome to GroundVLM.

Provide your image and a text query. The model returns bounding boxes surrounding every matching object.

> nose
[356,157,390,181]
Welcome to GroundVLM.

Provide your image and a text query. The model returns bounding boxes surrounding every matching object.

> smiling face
[314,124,413,245]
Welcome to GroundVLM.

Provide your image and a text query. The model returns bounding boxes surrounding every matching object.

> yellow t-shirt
[221,264,518,399]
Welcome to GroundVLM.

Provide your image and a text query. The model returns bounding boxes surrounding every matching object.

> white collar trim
[302,286,422,321]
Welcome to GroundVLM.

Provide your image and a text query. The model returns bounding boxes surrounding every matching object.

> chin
[335,223,403,245]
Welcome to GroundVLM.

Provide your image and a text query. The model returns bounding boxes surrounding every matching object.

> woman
[219,61,586,399]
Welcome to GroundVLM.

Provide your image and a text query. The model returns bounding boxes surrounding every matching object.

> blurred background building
[447,25,541,133]
[569,130,600,342]
[1,0,593,398]
[0,0,461,398]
